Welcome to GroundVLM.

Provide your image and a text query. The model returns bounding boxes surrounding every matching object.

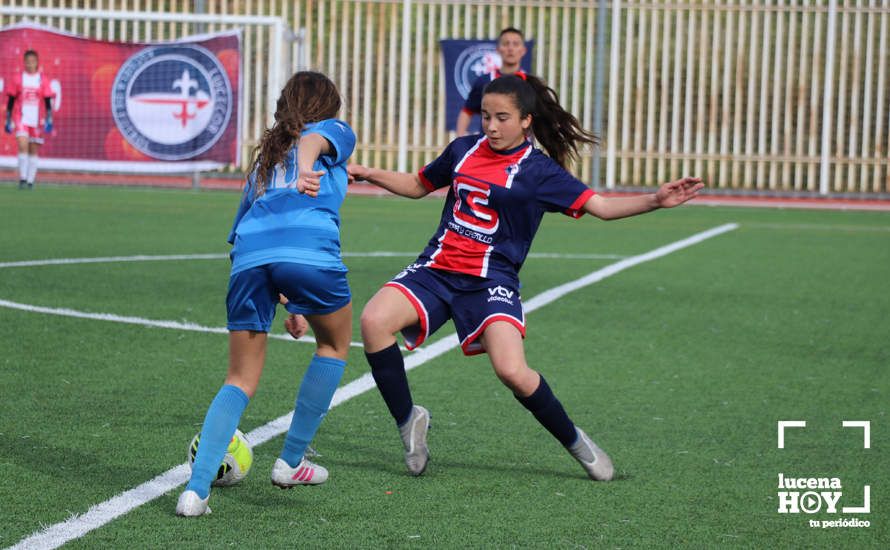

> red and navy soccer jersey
[416,134,595,286]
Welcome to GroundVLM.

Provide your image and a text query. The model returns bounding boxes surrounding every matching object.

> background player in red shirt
[5,50,55,190]
[455,27,528,137]
[349,74,702,481]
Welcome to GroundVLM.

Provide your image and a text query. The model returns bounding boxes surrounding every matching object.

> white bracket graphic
[777,420,806,449]
[842,420,871,449]
[842,485,871,514]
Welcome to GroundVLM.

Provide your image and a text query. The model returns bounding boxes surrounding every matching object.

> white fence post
[269,20,283,127]
[819,0,838,195]
[606,0,621,189]
[397,0,412,172]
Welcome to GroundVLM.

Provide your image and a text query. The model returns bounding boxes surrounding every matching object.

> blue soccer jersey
[416,134,595,286]
[227,119,356,274]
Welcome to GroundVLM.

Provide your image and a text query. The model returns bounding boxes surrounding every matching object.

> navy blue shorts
[384,263,525,356]
[226,262,351,332]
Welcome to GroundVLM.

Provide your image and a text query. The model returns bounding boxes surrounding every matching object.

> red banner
[0,23,241,172]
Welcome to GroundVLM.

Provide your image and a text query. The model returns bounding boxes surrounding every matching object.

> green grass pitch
[1,184,887,548]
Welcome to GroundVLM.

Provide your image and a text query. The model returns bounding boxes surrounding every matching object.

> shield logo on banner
[453,44,501,99]
[111,45,232,160]
[440,39,533,131]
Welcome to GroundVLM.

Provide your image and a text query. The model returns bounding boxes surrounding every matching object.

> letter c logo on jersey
[453,180,499,235]
[111,45,232,160]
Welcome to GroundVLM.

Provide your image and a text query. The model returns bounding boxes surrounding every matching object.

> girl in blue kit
[349,74,702,481]
[177,72,356,516]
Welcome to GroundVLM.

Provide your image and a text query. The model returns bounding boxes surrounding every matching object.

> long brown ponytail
[483,74,598,169]
[250,71,342,198]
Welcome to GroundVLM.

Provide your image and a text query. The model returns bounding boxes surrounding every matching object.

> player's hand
[4,118,13,134]
[284,313,309,340]
[347,163,370,184]
[655,177,704,208]
[297,168,324,197]
[44,117,53,134]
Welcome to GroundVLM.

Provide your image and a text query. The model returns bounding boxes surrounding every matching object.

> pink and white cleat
[270,457,329,488]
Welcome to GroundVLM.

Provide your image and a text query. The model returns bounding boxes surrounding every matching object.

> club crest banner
[439,39,533,132]
[0,22,241,172]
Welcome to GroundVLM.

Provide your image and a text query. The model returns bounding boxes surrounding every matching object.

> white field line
[7,223,738,550]
[0,299,357,347]
[0,251,625,269]
[742,222,890,233]
[0,253,228,269]
[0,249,624,348]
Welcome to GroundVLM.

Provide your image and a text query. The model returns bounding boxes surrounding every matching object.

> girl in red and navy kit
[349,74,702,480]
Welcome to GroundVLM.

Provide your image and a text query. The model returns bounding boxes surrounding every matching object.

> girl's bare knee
[315,342,350,361]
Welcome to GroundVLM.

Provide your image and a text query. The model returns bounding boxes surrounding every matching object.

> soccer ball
[187,429,254,486]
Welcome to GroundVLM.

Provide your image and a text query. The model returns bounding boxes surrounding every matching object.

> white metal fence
[2,0,888,194]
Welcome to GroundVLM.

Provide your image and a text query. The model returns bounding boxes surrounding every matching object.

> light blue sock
[186,384,249,499]
[280,355,346,467]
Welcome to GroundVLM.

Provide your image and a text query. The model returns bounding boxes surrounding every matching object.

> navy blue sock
[515,375,578,447]
[280,355,346,467]
[365,342,413,426]
[186,384,249,499]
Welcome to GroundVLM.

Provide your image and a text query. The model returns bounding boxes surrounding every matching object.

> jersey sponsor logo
[453,44,501,99]
[486,285,515,305]
[452,179,499,236]
[111,45,232,160]
[394,262,424,280]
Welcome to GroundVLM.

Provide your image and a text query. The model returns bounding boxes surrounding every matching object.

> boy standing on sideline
[455,27,528,137]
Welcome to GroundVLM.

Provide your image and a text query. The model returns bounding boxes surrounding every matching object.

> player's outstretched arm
[296,133,331,197]
[583,177,704,220]
[347,164,430,199]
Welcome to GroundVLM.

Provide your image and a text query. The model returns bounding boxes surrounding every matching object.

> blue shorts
[384,263,525,356]
[226,262,351,332]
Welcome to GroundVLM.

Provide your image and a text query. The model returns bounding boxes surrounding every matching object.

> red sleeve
[6,73,20,98]
[535,158,596,218]
[417,169,436,192]
[564,188,596,218]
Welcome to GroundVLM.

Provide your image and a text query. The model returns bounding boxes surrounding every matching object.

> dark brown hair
[23,49,38,60]
[483,74,598,169]
[250,71,342,197]
[498,27,524,41]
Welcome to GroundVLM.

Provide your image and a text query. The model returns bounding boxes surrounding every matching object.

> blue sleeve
[462,76,487,114]
[227,174,254,244]
[302,119,356,166]
[418,138,462,192]
[535,160,596,219]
